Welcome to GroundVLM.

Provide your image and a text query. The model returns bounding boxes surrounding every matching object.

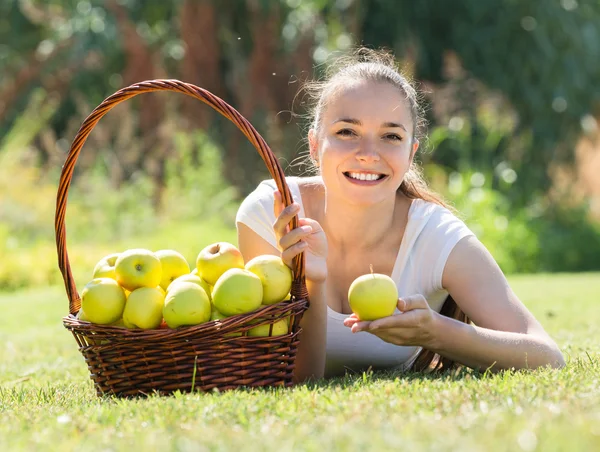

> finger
[368,310,418,330]
[279,224,313,250]
[398,294,429,312]
[342,315,359,327]
[280,240,308,268]
[350,320,372,333]
[297,217,324,234]
[274,190,283,218]
[273,202,300,239]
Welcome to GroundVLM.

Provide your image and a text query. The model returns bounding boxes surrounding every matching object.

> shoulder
[296,176,324,198]
[246,176,319,197]
[412,199,471,237]
[407,199,476,291]
[237,176,314,215]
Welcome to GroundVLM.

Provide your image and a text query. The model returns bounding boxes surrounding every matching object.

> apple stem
[370,264,374,277]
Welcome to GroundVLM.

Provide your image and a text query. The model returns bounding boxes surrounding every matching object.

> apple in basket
[163,281,212,328]
[209,308,243,337]
[196,242,245,286]
[212,268,263,317]
[155,249,191,291]
[123,286,166,329]
[245,255,293,305]
[92,253,120,280]
[81,278,127,325]
[247,318,290,337]
[168,273,212,302]
[76,308,90,322]
[115,249,162,291]
[347,267,398,321]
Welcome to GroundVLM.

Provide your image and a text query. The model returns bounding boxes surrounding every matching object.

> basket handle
[55,79,306,315]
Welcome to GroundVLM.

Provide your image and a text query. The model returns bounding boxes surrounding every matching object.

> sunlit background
[1,0,599,291]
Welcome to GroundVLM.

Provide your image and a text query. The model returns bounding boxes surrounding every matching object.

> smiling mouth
[343,171,388,182]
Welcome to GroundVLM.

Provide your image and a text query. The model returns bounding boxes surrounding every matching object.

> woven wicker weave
[55,80,309,397]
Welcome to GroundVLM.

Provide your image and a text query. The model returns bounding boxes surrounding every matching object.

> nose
[355,139,380,163]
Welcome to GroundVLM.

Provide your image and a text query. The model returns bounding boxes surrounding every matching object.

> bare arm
[432,235,566,371]
[237,222,327,382]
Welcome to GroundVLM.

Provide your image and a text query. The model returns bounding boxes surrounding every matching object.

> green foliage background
[1,0,600,290]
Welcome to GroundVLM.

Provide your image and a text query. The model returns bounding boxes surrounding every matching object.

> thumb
[398,295,429,312]
[273,190,284,218]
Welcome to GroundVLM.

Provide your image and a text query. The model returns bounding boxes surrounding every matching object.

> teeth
[348,172,383,181]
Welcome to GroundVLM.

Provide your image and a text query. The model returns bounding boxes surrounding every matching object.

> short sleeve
[235,180,279,250]
[430,208,475,291]
[410,204,475,293]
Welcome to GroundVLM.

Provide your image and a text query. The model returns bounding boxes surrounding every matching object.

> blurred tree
[1,0,599,208]
[360,0,600,202]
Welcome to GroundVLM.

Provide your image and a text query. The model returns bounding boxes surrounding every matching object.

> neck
[320,191,409,254]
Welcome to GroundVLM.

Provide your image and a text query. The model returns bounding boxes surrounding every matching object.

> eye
[384,133,402,141]
[336,128,356,137]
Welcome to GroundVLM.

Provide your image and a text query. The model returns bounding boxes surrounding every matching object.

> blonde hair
[299,46,470,373]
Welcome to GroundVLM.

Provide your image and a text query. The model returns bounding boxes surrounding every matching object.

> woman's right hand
[273,190,328,283]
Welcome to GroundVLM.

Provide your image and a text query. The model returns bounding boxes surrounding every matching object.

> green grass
[1,273,599,451]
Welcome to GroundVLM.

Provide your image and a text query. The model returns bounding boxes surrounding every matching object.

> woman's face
[310,80,419,206]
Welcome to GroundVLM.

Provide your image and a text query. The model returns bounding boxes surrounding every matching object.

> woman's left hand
[342,295,439,348]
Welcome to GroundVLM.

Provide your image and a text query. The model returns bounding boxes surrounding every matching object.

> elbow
[550,346,566,370]
[541,339,566,370]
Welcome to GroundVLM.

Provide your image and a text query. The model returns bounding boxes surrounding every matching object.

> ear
[409,139,419,165]
[308,128,319,162]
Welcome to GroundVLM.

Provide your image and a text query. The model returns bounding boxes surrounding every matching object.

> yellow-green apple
[210,308,228,321]
[114,248,162,291]
[169,274,212,301]
[163,282,211,328]
[76,309,90,322]
[248,319,289,337]
[122,286,165,329]
[81,278,127,325]
[92,253,120,279]
[209,309,242,337]
[245,255,293,305]
[211,268,263,316]
[155,249,190,291]
[110,318,126,328]
[191,268,199,276]
[196,242,244,285]
[347,270,398,321]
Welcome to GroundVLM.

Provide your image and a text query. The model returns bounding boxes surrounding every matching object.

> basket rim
[54,79,308,316]
[64,296,308,341]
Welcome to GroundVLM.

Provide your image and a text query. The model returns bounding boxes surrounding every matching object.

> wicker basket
[55,79,310,397]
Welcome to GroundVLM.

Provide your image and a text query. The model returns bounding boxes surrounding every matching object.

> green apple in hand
[348,266,398,321]
[115,248,162,291]
[92,253,120,279]
[163,282,211,328]
[169,274,212,301]
[155,249,190,291]
[245,255,293,305]
[196,242,245,286]
[212,268,263,316]
[122,286,165,329]
[81,278,127,325]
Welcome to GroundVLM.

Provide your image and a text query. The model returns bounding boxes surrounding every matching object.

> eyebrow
[333,118,408,132]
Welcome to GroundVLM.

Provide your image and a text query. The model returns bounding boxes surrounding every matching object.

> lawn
[1,273,599,451]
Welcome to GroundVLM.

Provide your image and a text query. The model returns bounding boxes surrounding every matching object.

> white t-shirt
[235,176,475,377]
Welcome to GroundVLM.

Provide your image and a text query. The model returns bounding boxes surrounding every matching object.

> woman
[236,47,565,382]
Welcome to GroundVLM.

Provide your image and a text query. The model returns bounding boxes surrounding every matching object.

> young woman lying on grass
[236,47,565,381]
